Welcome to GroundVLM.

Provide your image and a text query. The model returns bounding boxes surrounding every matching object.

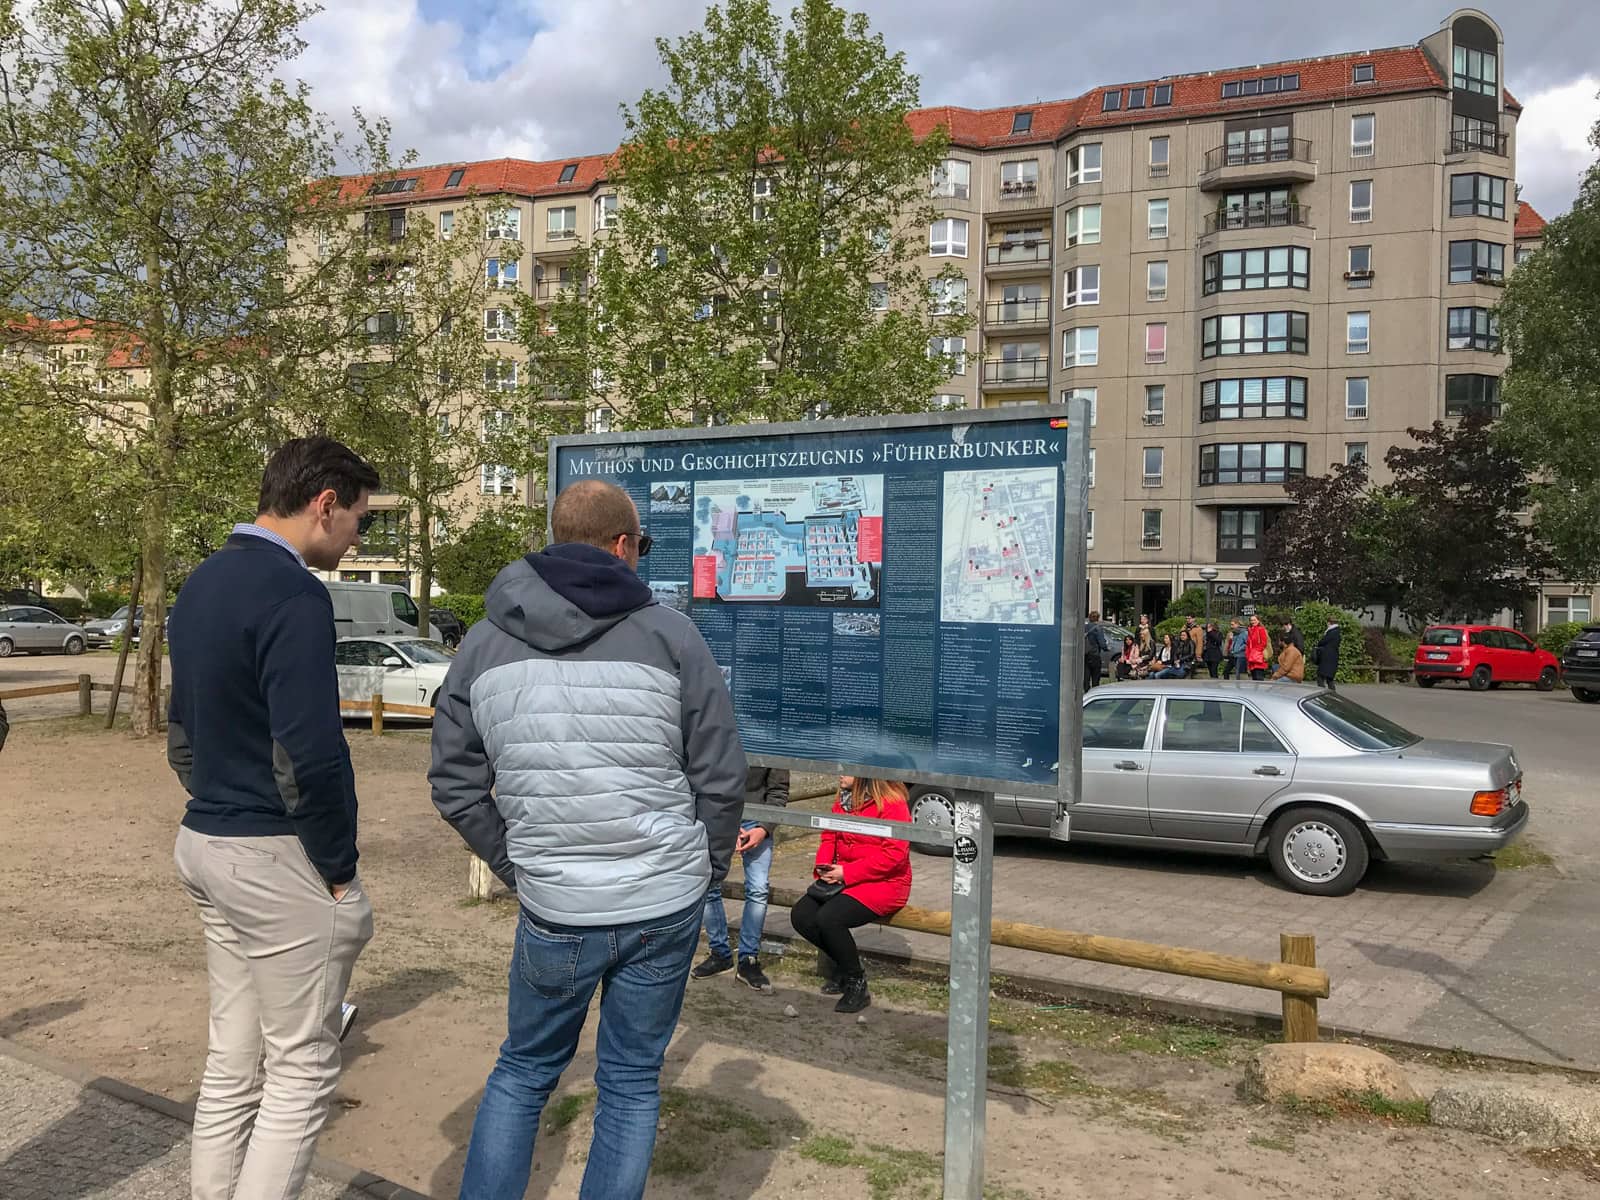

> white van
[323,581,444,642]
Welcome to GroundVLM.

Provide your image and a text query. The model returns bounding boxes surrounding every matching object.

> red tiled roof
[5,316,146,368]
[1515,200,1546,239]
[906,99,1083,150]
[341,154,616,207]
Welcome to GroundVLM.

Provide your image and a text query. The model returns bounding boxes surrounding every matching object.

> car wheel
[0,637,12,658]
[1267,807,1370,897]
[1536,667,1558,692]
[65,635,85,656]
[908,787,956,857]
[1415,675,1435,689]
[1574,688,1600,704]
[1468,665,1492,691]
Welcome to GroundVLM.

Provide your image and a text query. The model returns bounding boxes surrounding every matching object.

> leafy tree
[1247,461,1396,614]
[434,505,544,595]
[1496,108,1600,587]
[0,0,374,735]
[521,0,970,446]
[1381,413,1546,624]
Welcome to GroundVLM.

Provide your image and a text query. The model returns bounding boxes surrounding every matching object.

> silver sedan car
[909,681,1528,896]
[0,605,89,657]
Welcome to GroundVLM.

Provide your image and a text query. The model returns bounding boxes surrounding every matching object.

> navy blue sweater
[168,534,358,885]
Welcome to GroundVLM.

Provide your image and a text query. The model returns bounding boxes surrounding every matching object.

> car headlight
[107,622,124,633]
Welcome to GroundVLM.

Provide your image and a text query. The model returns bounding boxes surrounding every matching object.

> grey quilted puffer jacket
[428,544,746,926]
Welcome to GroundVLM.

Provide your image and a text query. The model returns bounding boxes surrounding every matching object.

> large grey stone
[1430,1077,1600,1147]
[1242,1042,1422,1105]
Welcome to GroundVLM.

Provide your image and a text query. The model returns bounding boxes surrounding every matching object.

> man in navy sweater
[169,436,379,1200]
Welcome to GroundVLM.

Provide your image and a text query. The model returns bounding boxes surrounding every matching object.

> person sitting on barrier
[790,776,912,1015]
[1114,635,1142,682]
[1151,633,1186,679]
[1269,636,1306,683]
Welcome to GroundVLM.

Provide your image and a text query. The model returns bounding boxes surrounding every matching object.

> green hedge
[87,590,130,618]
[48,596,87,621]
[1159,603,1370,681]
[433,593,486,632]
[1537,621,1585,657]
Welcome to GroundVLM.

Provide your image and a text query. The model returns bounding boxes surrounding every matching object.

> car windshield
[110,607,130,620]
[1421,628,1464,646]
[394,639,454,664]
[1301,694,1421,751]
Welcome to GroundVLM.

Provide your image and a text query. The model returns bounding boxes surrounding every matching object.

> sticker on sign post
[953,835,979,864]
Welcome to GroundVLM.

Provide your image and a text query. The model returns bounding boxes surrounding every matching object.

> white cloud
[1513,76,1598,218]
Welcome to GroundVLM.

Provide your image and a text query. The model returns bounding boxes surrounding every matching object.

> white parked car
[334,636,455,721]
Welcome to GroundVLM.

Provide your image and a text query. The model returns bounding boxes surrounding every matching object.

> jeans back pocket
[636,904,703,982]
[517,915,583,999]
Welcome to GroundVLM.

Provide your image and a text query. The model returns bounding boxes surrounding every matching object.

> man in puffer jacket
[429,478,745,1200]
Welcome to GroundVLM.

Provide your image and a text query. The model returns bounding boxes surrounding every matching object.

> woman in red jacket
[790,776,912,1014]
[1245,613,1271,680]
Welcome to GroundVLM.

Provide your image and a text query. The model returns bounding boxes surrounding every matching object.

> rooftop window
[444,168,466,188]
[1352,63,1375,84]
[1011,111,1033,134]
[558,163,579,183]
[369,177,419,195]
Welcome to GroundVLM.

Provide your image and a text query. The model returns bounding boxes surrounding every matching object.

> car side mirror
[382,656,404,669]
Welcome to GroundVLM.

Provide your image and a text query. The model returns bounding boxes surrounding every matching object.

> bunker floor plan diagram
[940,467,1058,625]
[693,476,884,608]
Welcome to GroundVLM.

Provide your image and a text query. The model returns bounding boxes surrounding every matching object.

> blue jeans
[457,898,703,1200]
[701,821,772,961]
[1153,665,1187,679]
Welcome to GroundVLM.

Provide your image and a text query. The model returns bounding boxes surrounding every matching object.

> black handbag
[805,878,846,902]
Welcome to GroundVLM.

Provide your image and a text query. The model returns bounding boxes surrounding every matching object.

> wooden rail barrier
[724,879,1328,1041]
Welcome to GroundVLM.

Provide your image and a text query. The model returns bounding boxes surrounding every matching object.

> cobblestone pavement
[0,1043,415,1200]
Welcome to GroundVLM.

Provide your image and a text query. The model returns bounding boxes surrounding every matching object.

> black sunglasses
[617,530,653,557]
[357,512,378,535]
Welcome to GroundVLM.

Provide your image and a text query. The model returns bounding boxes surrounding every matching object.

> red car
[1413,624,1560,692]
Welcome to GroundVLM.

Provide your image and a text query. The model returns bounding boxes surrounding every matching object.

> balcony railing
[984,298,1050,326]
[999,178,1040,199]
[1203,203,1312,236]
[1449,129,1509,156]
[1202,138,1314,175]
[981,356,1049,385]
[985,241,1049,267]
[534,281,588,301]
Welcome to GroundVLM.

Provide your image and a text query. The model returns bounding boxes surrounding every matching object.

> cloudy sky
[297,0,1597,218]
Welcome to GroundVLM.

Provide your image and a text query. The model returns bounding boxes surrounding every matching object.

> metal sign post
[943,790,995,1198]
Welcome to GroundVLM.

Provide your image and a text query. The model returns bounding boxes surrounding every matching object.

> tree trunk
[130,521,167,738]
[416,500,433,634]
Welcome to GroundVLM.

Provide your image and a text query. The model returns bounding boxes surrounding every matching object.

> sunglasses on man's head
[616,530,653,557]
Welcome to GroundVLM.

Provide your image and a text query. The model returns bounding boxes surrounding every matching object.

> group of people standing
[1085,611,1343,688]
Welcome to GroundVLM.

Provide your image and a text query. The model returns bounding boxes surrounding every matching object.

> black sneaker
[820,977,845,996]
[736,957,772,992]
[834,974,871,1014]
[691,953,734,980]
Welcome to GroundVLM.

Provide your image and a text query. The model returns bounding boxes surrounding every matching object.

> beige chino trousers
[175,826,373,1200]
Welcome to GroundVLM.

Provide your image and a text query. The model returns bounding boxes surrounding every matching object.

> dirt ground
[1,707,1595,1199]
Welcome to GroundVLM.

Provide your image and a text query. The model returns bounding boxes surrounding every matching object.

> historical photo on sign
[648,580,691,614]
[939,466,1058,625]
[691,475,884,609]
[649,480,691,514]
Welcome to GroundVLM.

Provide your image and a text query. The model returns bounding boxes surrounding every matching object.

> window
[1352,62,1375,84]
[486,207,521,240]
[1062,327,1099,368]
[929,276,967,315]
[1446,373,1502,417]
[1087,447,1097,488]
[1101,91,1121,112]
[1452,114,1502,154]
[1063,204,1101,247]
[1149,136,1170,177]
[1145,323,1167,364]
[1346,312,1370,354]
[1063,265,1100,307]
[364,207,406,241]
[557,163,579,183]
[1144,385,1165,425]
[485,257,519,289]
[1203,246,1310,294]
[595,194,618,229]
[1142,446,1164,486]
[483,361,517,392]
[1451,173,1507,219]
[1199,441,1307,485]
[483,308,513,341]
[1453,44,1498,97]
[1449,239,1505,283]
[1201,311,1309,358]
[547,206,577,239]
[1515,244,1535,265]
[931,159,971,200]
[928,336,966,375]
[1223,121,1292,166]
[869,282,889,311]
[1142,509,1163,549]
[1347,244,1372,287]
[1548,595,1593,625]
[444,167,466,188]
[1001,159,1039,195]
[1447,306,1500,351]
[932,393,965,410]
[1345,377,1369,419]
[480,464,517,496]
[1086,508,1095,548]
[1147,260,1168,301]
[439,210,454,238]
[1083,695,1155,750]
[1147,198,1169,238]
[1126,86,1146,110]
[930,218,969,257]
[1216,186,1297,231]
[481,407,515,435]
[1218,507,1268,558]
[362,311,402,342]
[1062,388,1098,425]
[369,177,418,196]
[586,406,613,434]
[1351,114,1375,156]
[1349,179,1372,223]
[1065,144,1102,187]
[1162,700,1260,753]
[1011,111,1033,134]
[1201,377,1308,422]
[1345,442,1368,466]
[1153,84,1173,106]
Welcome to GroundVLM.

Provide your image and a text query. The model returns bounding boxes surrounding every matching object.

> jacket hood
[484,543,654,651]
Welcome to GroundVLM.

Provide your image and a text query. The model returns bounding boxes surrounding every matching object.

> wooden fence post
[468,856,504,902]
[370,693,384,736]
[78,674,92,717]
[1280,932,1319,1042]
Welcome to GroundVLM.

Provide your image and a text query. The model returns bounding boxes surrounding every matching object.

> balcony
[1203,202,1313,238]
[1448,129,1509,157]
[1198,138,1316,192]
[534,280,588,302]
[998,178,1044,207]
[983,298,1051,330]
[984,240,1050,275]
[981,356,1048,388]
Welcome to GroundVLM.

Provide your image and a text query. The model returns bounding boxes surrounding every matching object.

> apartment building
[336,8,1587,621]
